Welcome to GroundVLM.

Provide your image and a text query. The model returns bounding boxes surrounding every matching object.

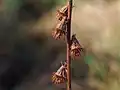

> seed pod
[70,34,84,58]
[56,5,68,21]
[52,16,67,40]
[51,62,67,84]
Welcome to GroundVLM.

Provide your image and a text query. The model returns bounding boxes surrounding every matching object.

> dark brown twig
[66,0,72,90]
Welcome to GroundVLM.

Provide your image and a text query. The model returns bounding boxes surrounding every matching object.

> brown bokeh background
[0,0,120,90]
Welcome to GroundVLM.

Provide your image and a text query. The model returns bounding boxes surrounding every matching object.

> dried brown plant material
[51,0,84,89]
[52,16,67,40]
[56,4,68,21]
[70,34,84,58]
[51,61,67,84]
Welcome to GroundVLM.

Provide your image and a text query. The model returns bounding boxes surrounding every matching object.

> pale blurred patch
[34,0,120,56]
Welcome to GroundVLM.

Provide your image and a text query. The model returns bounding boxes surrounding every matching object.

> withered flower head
[70,34,83,58]
[51,62,67,84]
[52,16,67,40]
[56,4,68,21]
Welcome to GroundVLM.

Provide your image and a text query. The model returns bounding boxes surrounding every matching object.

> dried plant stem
[66,0,72,90]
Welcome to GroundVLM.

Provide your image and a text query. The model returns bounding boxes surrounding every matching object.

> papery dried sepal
[56,5,68,21]
[51,61,67,84]
[52,17,67,40]
[70,34,84,58]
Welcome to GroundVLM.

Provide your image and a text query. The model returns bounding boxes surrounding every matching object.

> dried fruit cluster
[51,1,84,85]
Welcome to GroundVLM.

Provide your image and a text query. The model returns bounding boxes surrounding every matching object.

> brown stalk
[51,0,85,89]
[66,0,72,90]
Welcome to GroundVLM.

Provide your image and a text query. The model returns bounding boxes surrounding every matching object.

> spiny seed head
[52,16,67,40]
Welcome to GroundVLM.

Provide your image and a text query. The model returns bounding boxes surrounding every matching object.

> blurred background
[0,0,120,90]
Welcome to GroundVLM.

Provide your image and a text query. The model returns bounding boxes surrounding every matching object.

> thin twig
[66,0,73,90]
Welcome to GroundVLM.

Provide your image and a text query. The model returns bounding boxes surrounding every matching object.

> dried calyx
[52,16,67,40]
[70,34,84,58]
[51,61,67,84]
[57,4,68,21]
[56,3,75,21]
